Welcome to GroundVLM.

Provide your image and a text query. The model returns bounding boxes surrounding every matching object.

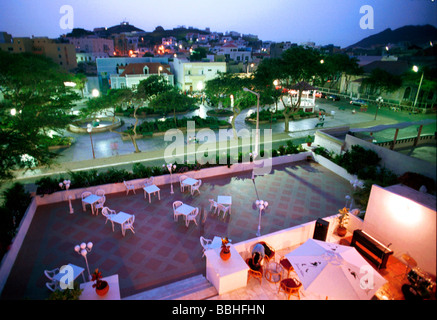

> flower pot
[220,247,231,261]
[95,280,109,296]
[307,142,312,147]
[337,226,347,237]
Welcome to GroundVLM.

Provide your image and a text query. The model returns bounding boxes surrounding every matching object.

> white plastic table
[182,178,199,193]
[175,203,196,217]
[143,184,160,203]
[82,194,102,215]
[80,274,120,300]
[52,263,86,289]
[110,211,133,236]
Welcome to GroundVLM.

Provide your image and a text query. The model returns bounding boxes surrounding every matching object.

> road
[4,97,436,191]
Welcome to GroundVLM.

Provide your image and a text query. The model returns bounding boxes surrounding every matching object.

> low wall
[68,117,122,133]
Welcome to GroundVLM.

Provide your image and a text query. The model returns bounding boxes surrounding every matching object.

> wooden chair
[279,256,294,279]
[278,277,302,300]
[246,257,263,285]
[258,241,275,263]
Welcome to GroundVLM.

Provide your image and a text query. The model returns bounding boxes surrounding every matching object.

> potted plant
[337,207,350,237]
[305,135,313,147]
[47,282,83,300]
[92,268,109,296]
[220,237,231,261]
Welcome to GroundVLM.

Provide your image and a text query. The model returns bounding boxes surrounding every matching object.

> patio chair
[122,215,135,236]
[123,181,136,195]
[173,201,183,221]
[200,236,213,258]
[217,203,230,220]
[44,268,59,280]
[46,280,59,292]
[278,277,302,300]
[208,199,218,214]
[185,207,199,227]
[258,241,275,263]
[191,179,202,195]
[279,256,294,279]
[81,191,92,211]
[144,176,154,187]
[101,207,116,226]
[179,175,188,192]
[246,257,263,285]
[95,189,105,197]
[94,195,106,215]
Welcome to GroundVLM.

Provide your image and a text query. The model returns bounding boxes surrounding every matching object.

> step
[123,274,218,300]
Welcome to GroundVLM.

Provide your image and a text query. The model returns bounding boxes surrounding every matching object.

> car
[350,98,367,106]
[328,95,340,101]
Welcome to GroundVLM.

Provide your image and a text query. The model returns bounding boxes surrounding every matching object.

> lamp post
[163,163,177,194]
[59,180,73,214]
[86,124,96,159]
[74,242,93,280]
[243,88,260,159]
[412,65,424,113]
[158,65,163,76]
[255,199,268,237]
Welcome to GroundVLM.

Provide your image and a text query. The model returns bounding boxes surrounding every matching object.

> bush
[398,172,436,194]
[333,145,381,175]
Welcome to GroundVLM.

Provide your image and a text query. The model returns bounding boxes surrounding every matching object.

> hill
[347,24,437,49]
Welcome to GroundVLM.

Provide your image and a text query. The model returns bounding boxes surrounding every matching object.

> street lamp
[163,163,177,194]
[158,66,163,76]
[86,124,96,159]
[255,200,268,237]
[59,180,73,214]
[243,88,260,159]
[412,65,424,112]
[74,242,93,280]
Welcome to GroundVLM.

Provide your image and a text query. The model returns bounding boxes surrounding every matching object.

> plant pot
[337,226,347,237]
[95,281,109,296]
[220,247,231,261]
[307,142,312,147]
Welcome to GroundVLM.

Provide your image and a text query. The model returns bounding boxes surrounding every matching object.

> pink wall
[363,184,436,276]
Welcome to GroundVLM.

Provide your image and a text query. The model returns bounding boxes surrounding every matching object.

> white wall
[363,184,436,276]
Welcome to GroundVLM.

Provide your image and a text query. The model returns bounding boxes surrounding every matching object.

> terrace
[0,154,435,300]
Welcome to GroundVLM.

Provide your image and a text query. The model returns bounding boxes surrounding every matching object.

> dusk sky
[1,0,436,47]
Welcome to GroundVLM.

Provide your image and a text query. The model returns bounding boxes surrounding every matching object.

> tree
[0,51,80,181]
[73,73,88,97]
[189,47,208,61]
[205,73,255,139]
[319,53,362,91]
[362,68,402,94]
[110,76,172,153]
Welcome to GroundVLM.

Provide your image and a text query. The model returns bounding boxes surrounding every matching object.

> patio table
[110,211,133,236]
[217,195,232,214]
[82,194,102,215]
[143,184,161,203]
[175,203,196,217]
[182,178,199,193]
[52,263,86,289]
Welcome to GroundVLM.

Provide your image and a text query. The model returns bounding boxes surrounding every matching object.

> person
[111,141,119,155]
[251,243,265,267]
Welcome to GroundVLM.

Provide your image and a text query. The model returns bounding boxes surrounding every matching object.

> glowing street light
[412,65,424,112]
[163,163,177,194]
[255,199,268,237]
[92,89,100,97]
[86,124,96,159]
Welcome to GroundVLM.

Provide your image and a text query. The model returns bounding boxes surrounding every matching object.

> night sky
[1,0,436,48]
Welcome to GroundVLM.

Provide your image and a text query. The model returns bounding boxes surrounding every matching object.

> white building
[110,62,174,90]
[171,57,226,92]
[216,43,252,62]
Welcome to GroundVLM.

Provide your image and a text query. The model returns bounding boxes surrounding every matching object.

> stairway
[123,274,218,300]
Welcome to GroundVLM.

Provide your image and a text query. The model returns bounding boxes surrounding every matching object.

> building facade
[110,62,174,89]
[171,57,226,92]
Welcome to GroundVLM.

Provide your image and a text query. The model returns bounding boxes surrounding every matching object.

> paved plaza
[1,161,353,300]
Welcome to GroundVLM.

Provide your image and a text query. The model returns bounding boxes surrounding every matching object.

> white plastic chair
[217,203,231,220]
[101,207,116,226]
[122,215,135,236]
[173,201,183,221]
[144,176,154,187]
[200,236,212,258]
[185,207,199,227]
[208,199,218,214]
[95,189,105,197]
[94,195,106,215]
[44,268,59,280]
[81,191,92,211]
[191,179,202,195]
[123,181,136,195]
[46,280,59,292]
[179,175,188,192]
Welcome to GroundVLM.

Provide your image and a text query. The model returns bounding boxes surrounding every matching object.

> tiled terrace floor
[1,161,357,300]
